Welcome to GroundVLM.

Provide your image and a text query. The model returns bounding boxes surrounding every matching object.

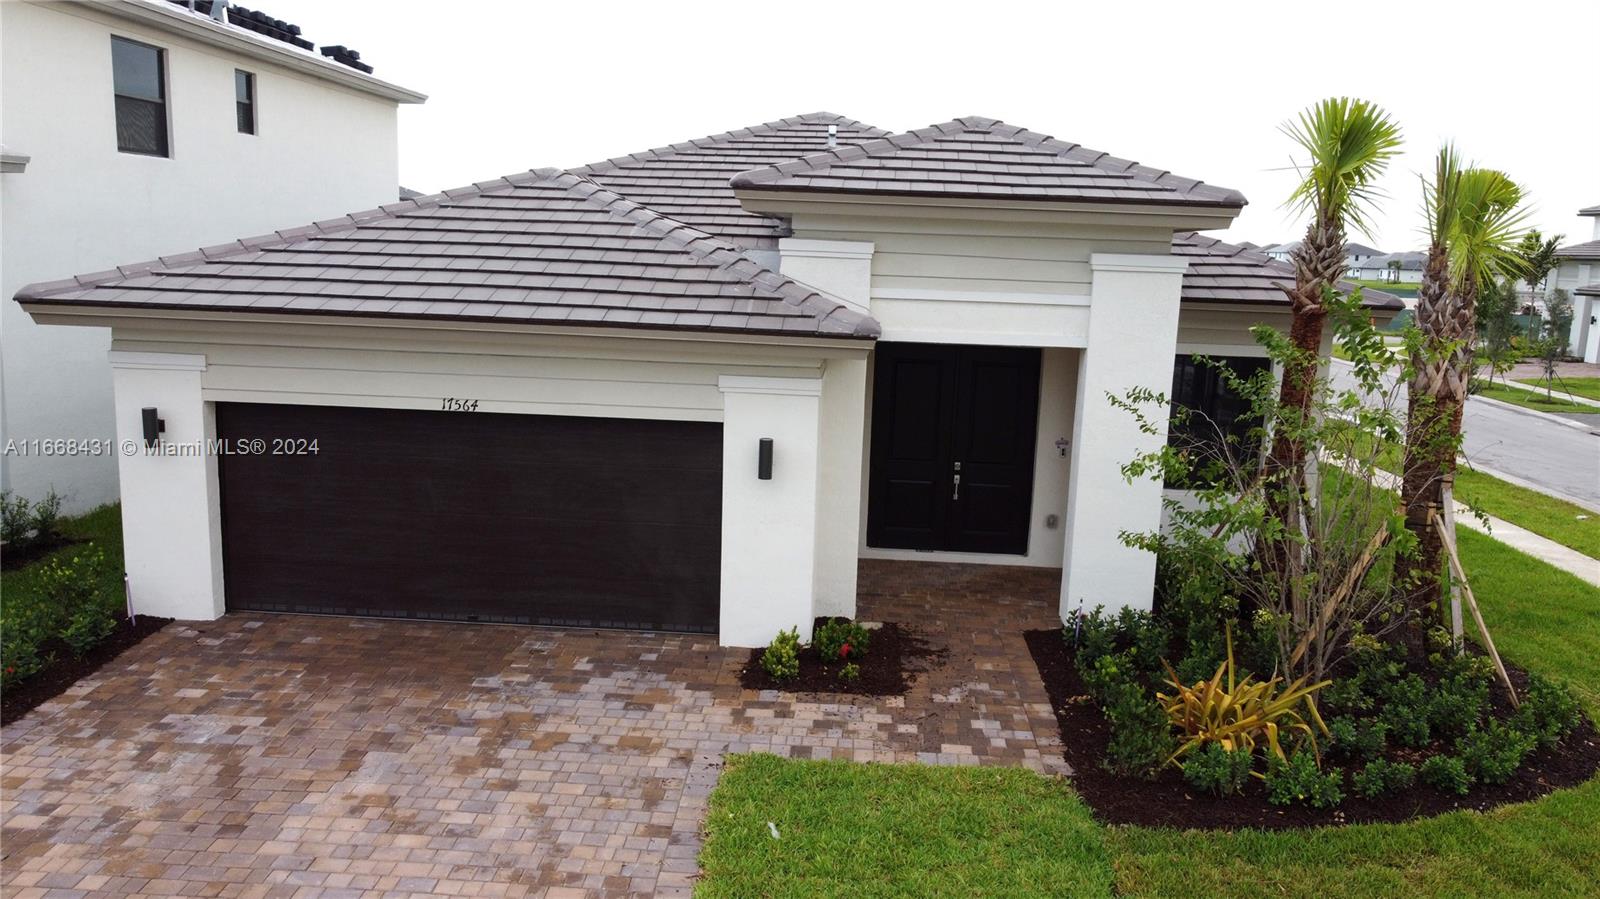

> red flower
[838,643,851,659]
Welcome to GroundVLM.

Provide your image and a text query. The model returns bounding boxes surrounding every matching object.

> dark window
[112,36,168,157]
[1168,355,1271,484]
[235,70,255,134]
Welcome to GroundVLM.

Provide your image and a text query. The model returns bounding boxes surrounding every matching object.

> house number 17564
[440,397,479,412]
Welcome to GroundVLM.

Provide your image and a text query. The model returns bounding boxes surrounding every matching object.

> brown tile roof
[15,169,878,339]
[1557,239,1600,260]
[574,113,890,249]
[1174,232,1404,310]
[728,116,1246,209]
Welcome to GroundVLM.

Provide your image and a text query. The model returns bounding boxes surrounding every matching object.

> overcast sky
[273,0,1598,252]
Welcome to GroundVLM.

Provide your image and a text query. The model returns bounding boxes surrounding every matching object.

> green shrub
[1265,751,1344,809]
[1328,716,1388,762]
[0,488,63,552]
[761,628,800,681]
[1419,754,1473,795]
[1082,651,1134,702]
[1513,674,1582,748]
[838,662,860,681]
[1101,679,1175,779]
[36,548,107,613]
[1351,759,1415,798]
[814,618,870,662]
[29,491,62,545]
[1379,674,1432,748]
[1426,674,1489,740]
[61,604,116,657]
[1182,743,1254,797]
[1072,605,1167,685]
[0,628,47,688]
[1457,720,1537,786]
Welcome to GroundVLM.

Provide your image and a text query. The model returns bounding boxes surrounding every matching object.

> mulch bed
[1,535,85,571]
[738,620,943,697]
[1024,628,1600,830]
[2,615,172,726]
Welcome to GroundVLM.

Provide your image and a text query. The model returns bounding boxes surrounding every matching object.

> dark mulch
[1,535,84,571]
[1024,628,1600,830]
[738,620,943,697]
[2,615,172,726]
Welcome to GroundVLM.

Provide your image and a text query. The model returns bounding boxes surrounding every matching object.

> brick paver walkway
[1,561,1064,898]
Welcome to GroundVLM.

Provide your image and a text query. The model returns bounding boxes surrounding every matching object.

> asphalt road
[1328,359,1600,511]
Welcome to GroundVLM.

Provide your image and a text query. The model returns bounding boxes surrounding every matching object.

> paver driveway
[2,561,1065,898]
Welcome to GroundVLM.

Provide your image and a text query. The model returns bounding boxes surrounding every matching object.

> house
[0,0,425,513]
[1355,251,1426,284]
[1261,240,1383,277]
[1556,205,1600,362]
[15,112,1400,647]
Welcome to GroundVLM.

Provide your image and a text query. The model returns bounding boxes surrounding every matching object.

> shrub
[1265,751,1344,809]
[36,548,107,613]
[1182,742,1254,797]
[1158,624,1330,765]
[1,490,33,547]
[1083,651,1135,702]
[1379,674,1431,748]
[0,629,47,689]
[1426,674,1489,740]
[814,618,870,662]
[29,490,62,546]
[1457,720,1537,786]
[761,628,800,681]
[1328,716,1388,762]
[1513,674,1582,748]
[1072,605,1168,685]
[1102,680,1174,779]
[61,603,116,657]
[1419,754,1473,795]
[838,662,860,681]
[1351,759,1416,799]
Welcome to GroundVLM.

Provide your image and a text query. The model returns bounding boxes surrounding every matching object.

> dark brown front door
[866,343,1041,554]
[217,403,722,633]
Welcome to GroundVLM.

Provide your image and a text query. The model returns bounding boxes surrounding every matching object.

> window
[111,36,168,157]
[235,70,255,134]
[1167,355,1272,484]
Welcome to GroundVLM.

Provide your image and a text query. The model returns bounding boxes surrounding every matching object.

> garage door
[217,403,722,633]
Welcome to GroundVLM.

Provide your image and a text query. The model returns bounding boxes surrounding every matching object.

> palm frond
[1449,168,1531,292]
[1281,97,1404,239]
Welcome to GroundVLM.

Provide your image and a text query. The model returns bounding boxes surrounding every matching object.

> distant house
[1355,251,1425,284]
[1261,240,1384,277]
[1557,205,1600,362]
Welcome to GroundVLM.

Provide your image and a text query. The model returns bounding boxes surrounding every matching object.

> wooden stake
[1288,522,1391,670]
[1441,484,1464,648]
[1434,515,1519,708]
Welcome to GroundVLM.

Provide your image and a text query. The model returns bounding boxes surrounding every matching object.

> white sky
[272,0,1599,251]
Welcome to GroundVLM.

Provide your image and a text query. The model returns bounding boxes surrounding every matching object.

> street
[1328,359,1600,511]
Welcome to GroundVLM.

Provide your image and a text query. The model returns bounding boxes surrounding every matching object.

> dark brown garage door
[217,403,722,633]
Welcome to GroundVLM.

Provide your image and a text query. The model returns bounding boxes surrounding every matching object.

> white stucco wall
[1,0,410,512]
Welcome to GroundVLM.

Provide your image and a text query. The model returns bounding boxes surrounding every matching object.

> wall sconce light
[758,437,773,480]
[141,407,165,447]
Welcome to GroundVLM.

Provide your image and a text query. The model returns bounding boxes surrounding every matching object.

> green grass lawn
[1473,381,1590,413]
[1454,467,1600,560]
[1513,376,1600,402]
[696,531,1600,898]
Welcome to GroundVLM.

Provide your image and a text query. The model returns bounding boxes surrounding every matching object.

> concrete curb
[1465,462,1600,515]
[1467,392,1597,432]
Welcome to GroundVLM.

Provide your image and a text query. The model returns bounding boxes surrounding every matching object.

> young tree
[1263,99,1402,608]
[1515,230,1564,311]
[1474,277,1520,388]
[1533,289,1575,396]
[1400,150,1528,630]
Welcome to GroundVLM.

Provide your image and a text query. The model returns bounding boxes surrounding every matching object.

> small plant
[0,488,63,553]
[1327,716,1388,762]
[760,628,800,681]
[814,618,870,662]
[1456,720,1537,786]
[61,604,116,657]
[1419,754,1473,795]
[1101,680,1175,779]
[839,662,861,681]
[1158,624,1330,765]
[1426,674,1489,740]
[1351,759,1416,799]
[36,548,106,612]
[1513,674,1581,748]
[1265,751,1344,809]
[1378,674,1431,748]
[29,491,62,546]
[1182,742,1254,797]
[1073,605,1168,685]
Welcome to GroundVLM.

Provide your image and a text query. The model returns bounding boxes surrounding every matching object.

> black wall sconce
[758,437,773,480]
[141,407,165,447]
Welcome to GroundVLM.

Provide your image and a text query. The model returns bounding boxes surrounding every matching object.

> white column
[717,375,823,647]
[109,350,225,620]
[1060,253,1188,619]
[813,355,868,618]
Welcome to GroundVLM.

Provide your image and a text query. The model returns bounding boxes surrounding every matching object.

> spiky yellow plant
[1157,625,1331,767]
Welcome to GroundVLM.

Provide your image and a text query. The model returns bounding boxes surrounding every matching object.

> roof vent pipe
[827,124,837,148]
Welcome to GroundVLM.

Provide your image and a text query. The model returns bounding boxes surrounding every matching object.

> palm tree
[1262,99,1402,596]
[1515,230,1564,315]
[1401,149,1528,625]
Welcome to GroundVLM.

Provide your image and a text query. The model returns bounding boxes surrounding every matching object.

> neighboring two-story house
[16,112,1398,647]
[1,0,424,512]
[1556,205,1600,363]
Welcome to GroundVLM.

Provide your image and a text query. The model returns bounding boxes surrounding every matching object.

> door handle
[952,461,962,501]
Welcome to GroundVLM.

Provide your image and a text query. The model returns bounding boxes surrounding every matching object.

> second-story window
[111,36,168,157]
[235,70,256,134]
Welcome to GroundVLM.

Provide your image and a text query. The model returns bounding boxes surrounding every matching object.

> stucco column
[717,375,823,647]
[812,356,868,618]
[109,350,225,620]
[1060,253,1188,619]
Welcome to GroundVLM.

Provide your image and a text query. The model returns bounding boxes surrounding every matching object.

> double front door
[866,343,1041,555]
